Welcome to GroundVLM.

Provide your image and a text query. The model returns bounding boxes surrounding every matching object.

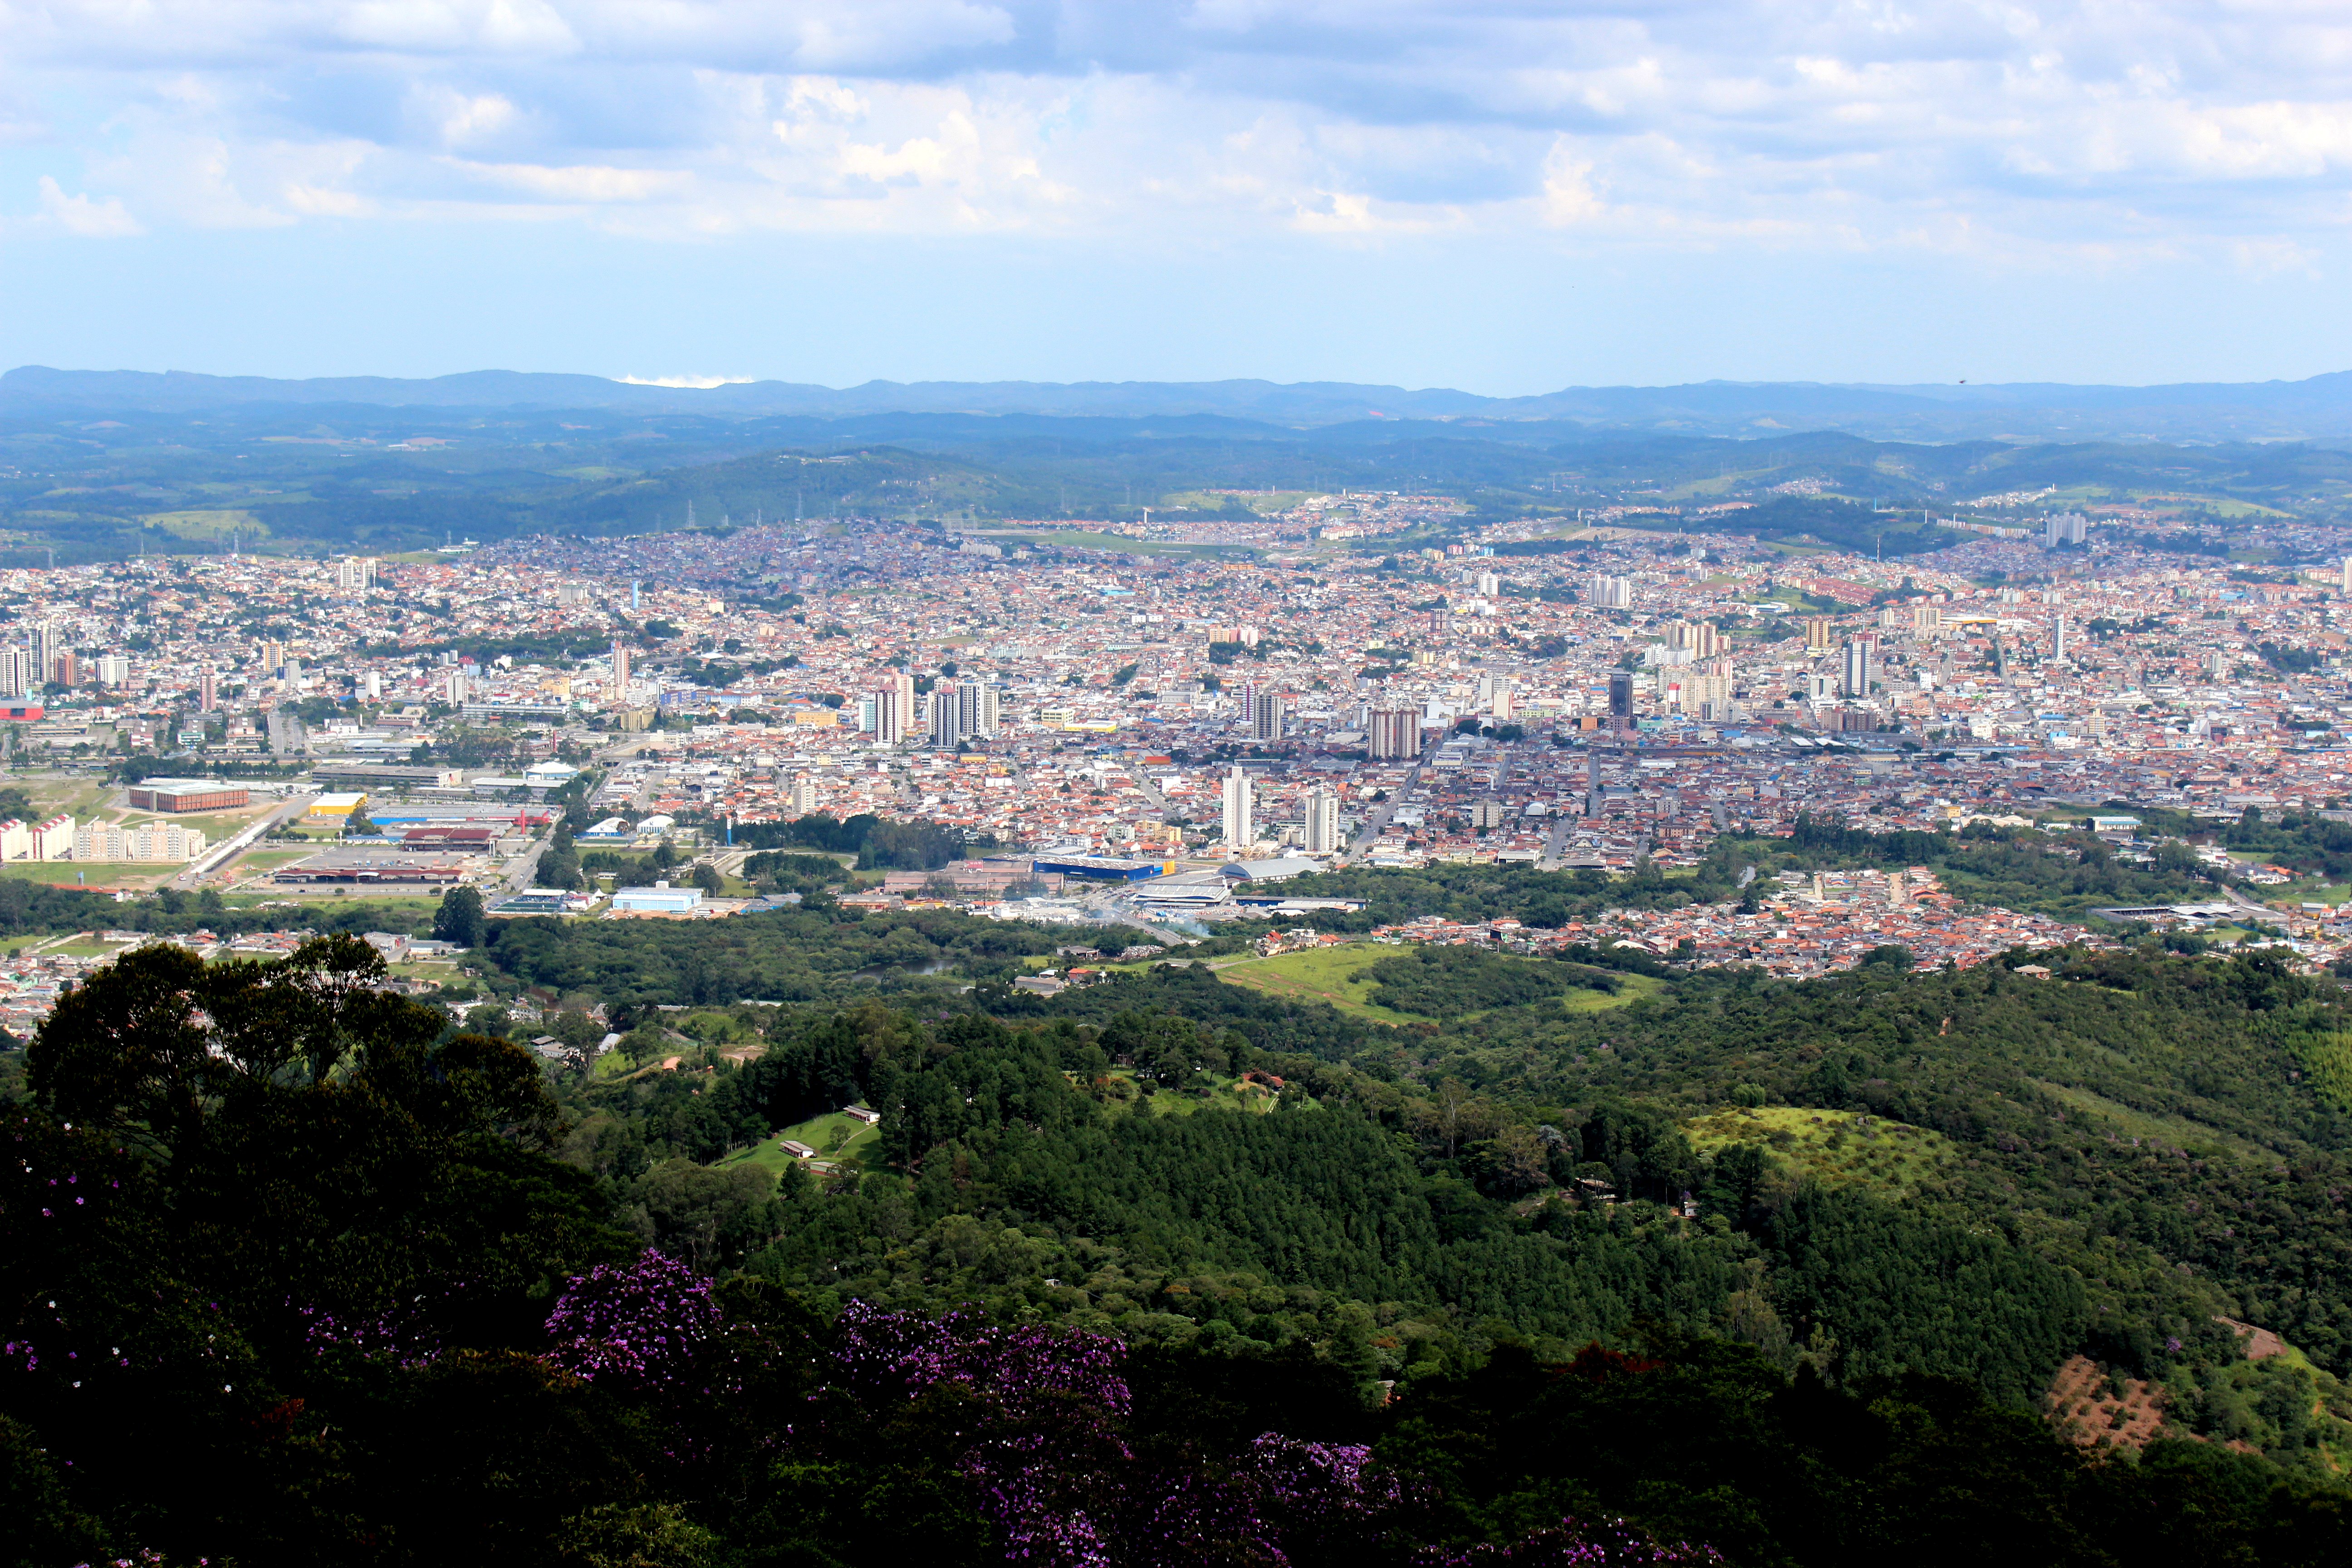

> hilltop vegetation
[12,872,2352,1562]
[9,392,2352,559]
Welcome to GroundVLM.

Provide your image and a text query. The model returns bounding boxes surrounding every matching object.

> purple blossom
[831,1300,1133,1420]
[545,1250,720,1390]
[1420,1517,1724,1567]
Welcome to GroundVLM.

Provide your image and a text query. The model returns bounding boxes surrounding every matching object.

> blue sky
[3,1,2350,392]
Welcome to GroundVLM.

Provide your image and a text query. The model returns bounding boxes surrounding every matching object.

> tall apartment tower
[955,679,999,740]
[28,623,59,687]
[199,671,218,712]
[1803,617,1837,652]
[1367,708,1419,760]
[1841,637,1872,699]
[337,557,377,592]
[789,776,818,815]
[0,647,30,699]
[1250,691,1285,743]
[609,639,633,704]
[873,674,915,744]
[1220,768,1254,850]
[1586,573,1632,610]
[1303,785,1341,855]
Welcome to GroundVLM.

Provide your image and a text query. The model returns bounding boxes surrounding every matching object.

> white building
[73,820,207,862]
[1221,767,1255,849]
[1303,786,1341,855]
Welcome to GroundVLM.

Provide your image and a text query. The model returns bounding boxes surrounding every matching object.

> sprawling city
[12,3,2352,1564]
[3,481,2348,1018]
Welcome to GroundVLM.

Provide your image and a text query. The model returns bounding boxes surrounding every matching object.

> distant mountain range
[8,364,2352,443]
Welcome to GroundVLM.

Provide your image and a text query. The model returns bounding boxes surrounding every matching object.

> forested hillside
[8,894,2352,1564]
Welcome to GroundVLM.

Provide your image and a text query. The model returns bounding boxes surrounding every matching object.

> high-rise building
[198,671,217,712]
[1803,617,1837,652]
[1475,570,1501,597]
[1586,574,1632,610]
[1841,637,1872,699]
[53,652,78,688]
[1220,767,1255,850]
[873,674,916,744]
[2053,615,2068,661]
[256,638,284,678]
[789,776,818,815]
[1250,691,1284,743]
[96,653,130,686]
[955,679,1000,740]
[1666,621,1722,658]
[609,639,632,704]
[1912,603,1943,636]
[1303,785,1341,855]
[0,647,31,699]
[336,557,377,592]
[28,623,59,687]
[1368,708,1419,760]
[2044,512,2088,547]
[1607,670,1636,727]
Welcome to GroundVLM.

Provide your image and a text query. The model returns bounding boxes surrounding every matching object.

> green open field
[721,1110,881,1175]
[1683,1105,1965,1200]
[0,861,183,890]
[1210,945,1430,1023]
[1211,944,1661,1024]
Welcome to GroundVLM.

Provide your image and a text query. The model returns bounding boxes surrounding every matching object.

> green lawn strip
[2026,1079,2281,1165]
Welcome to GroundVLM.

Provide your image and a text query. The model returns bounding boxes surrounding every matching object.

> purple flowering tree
[544,1250,721,1390]
[819,1303,1439,1568]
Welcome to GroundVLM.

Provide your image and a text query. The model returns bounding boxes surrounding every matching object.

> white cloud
[33,173,142,234]
[4,1,2352,259]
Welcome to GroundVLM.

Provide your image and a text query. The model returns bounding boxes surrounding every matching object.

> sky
[2,1,2351,393]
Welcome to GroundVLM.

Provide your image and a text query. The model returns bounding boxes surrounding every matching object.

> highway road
[1340,740,1445,865]
[1538,814,1576,871]
[176,789,317,890]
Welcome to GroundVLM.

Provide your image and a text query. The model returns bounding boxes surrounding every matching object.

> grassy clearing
[1101,1067,1281,1120]
[1212,944,1663,1024]
[231,849,315,872]
[1683,1105,1965,1199]
[2028,1079,2281,1164]
[720,1110,882,1176]
[0,862,183,889]
[1212,945,1430,1024]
